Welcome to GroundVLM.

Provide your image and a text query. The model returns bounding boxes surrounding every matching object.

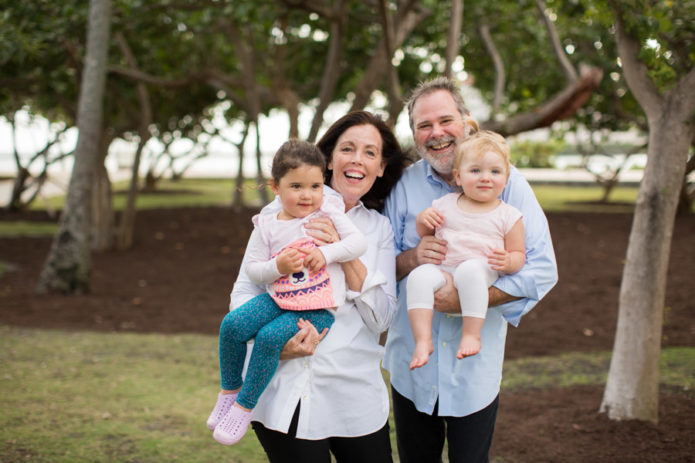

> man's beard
[417,136,457,176]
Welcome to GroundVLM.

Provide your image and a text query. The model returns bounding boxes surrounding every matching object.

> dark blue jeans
[391,385,498,463]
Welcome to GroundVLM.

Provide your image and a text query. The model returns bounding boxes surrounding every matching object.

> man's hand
[433,271,460,313]
[433,271,520,313]
[396,236,448,281]
[416,236,448,264]
[279,318,329,360]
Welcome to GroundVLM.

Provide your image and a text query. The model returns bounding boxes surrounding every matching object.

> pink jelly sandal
[213,405,253,445]
[206,391,238,431]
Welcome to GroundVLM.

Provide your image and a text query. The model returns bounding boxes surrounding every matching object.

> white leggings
[406,260,498,319]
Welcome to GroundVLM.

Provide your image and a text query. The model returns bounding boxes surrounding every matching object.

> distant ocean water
[0,149,274,179]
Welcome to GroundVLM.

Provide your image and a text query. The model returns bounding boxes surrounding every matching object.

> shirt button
[442,342,447,347]
[446,314,451,318]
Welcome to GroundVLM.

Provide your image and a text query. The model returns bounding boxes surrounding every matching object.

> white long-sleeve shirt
[230,196,397,439]
[245,190,366,308]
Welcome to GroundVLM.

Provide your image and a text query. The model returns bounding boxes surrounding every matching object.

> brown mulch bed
[1,207,693,462]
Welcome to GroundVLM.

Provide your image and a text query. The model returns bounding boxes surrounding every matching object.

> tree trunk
[232,121,250,212]
[91,130,114,251]
[116,134,149,249]
[254,122,269,204]
[676,151,694,215]
[600,3,695,423]
[600,110,690,423]
[36,0,112,293]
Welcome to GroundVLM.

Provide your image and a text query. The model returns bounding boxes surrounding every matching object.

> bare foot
[410,340,434,369]
[456,334,481,359]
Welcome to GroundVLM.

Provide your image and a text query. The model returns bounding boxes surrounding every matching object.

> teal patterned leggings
[219,293,334,409]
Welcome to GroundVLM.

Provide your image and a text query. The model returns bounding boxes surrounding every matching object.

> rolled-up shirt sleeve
[346,216,398,334]
[494,168,558,326]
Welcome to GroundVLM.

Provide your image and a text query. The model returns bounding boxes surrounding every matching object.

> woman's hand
[305,217,340,246]
[279,318,329,360]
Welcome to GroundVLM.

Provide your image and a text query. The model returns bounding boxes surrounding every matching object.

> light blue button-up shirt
[383,160,558,416]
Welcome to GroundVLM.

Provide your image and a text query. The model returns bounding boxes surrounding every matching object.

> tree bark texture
[91,130,115,252]
[600,2,695,422]
[601,108,692,423]
[36,0,112,293]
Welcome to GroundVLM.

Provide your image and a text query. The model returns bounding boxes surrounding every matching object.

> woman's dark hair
[316,111,407,211]
[270,138,326,183]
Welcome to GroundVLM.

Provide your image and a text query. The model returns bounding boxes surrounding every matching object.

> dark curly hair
[316,111,407,211]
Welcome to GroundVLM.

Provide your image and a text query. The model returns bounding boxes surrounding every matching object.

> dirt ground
[1,206,693,462]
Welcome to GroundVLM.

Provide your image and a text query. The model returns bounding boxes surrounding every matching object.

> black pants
[252,401,393,463]
[391,385,498,463]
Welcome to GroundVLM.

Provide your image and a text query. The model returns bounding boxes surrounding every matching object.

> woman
[229,111,406,462]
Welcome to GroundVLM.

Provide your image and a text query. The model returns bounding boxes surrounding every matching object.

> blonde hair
[454,130,510,177]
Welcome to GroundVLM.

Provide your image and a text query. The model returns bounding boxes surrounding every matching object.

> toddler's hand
[301,247,326,272]
[488,248,512,273]
[416,207,444,231]
[276,248,305,275]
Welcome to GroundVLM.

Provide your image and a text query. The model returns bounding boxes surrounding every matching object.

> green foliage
[510,139,566,168]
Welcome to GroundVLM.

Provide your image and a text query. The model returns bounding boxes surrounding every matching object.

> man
[383,77,558,462]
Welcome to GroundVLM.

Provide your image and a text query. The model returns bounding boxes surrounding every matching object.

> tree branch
[444,0,463,79]
[477,23,505,117]
[482,64,603,136]
[349,1,430,111]
[114,32,152,133]
[535,0,577,83]
[279,0,334,20]
[610,0,662,117]
[308,0,348,141]
[378,0,403,127]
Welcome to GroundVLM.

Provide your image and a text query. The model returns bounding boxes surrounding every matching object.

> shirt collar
[424,161,460,193]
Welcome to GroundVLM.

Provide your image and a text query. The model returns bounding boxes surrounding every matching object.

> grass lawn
[1,326,692,463]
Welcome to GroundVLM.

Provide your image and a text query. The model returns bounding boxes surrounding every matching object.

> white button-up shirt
[230,196,397,439]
